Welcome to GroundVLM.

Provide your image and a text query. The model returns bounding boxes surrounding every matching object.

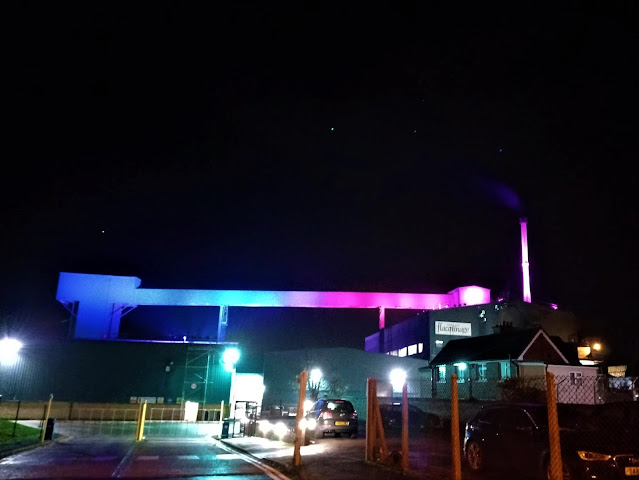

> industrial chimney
[520,217,532,303]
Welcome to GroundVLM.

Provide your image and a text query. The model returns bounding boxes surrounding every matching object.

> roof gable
[430,328,568,365]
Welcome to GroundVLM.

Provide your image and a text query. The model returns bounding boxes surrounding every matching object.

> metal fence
[256,370,638,480]
[0,400,226,440]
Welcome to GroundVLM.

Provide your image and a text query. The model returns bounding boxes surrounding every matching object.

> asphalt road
[0,437,291,480]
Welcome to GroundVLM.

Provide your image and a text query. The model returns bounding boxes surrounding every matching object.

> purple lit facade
[56,272,490,341]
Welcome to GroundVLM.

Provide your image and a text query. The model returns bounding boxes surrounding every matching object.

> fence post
[366,378,376,462]
[40,394,53,443]
[293,370,308,467]
[401,382,409,473]
[546,372,563,480]
[12,401,21,437]
[451,374,461,480]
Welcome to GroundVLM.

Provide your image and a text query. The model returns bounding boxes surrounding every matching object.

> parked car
[590,401,639,436]
[378,403,440,432]
[464,403,639,479]
[303,398,358,440]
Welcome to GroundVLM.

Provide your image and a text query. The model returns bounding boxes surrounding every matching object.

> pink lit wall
[520,218,532,303]
[56,272,492,340]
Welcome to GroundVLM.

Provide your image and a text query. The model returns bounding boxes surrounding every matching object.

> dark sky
[2,4,637,360]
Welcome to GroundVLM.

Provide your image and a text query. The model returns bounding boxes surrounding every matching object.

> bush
[498,377,546,403]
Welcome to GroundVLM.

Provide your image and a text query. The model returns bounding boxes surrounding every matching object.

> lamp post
[308,368,322,401]
[222,348,240,420]
[0,338,23,437]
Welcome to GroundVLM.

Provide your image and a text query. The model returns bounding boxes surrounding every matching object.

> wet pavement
[0,437,291,479]
[221,433,455,480]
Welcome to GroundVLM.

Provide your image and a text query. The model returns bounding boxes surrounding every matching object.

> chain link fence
[263,370,638,480]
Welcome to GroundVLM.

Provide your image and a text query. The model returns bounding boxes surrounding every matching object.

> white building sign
[435,321,472,336]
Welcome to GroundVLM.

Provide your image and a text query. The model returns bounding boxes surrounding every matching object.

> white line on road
[111,443,137,478]
[214,440,293,480]
[137,455,159,461]
[177,455,200,460]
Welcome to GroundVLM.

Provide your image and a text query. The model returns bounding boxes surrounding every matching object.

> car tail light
[321,411,333,420]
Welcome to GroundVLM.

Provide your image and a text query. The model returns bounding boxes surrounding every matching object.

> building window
[398,347,407,357]
[477,363,487,382]
[418,343,423,353]
[407,344,417,356]
[499,362,511,379]
[389,350,398,356]
[437,365,446,383]
[570,372,583,386]
[454,363,467,383]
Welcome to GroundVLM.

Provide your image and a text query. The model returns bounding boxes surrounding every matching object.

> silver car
[304,398,359,439]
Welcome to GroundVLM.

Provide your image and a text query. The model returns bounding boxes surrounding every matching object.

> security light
[390,368,407,392]
[0,338,23,366]
[309,368,322,384]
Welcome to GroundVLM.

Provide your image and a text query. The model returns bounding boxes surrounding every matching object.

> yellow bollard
[451,374,461,480]
[136,401,147,441]
[546,372,563,480]
[40,394,54,443]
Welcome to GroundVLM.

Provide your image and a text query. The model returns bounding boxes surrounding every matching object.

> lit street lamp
[390,368,407,394]
[223,348,240,419]
[0,338,22,366]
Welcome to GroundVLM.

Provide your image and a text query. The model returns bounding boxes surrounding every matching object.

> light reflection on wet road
[0,437,289,480]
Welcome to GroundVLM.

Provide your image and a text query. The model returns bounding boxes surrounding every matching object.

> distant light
[274,421,289,439]
[259,420,272,434]
[306,418,317,431]
[390,368,407,392]
[580,359,597,366]
[592,343,602,351]
[309,368,322,384]
[182,336,187,342]
[550,303,558,310]
[435,340,444,347]
[0,338,22,366]
[454,362,467,371]
[303,399,315,412]
[223,347,240,366]
[330,127,334,131]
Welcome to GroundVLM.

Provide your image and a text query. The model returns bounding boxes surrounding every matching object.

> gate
[143,406,223,438]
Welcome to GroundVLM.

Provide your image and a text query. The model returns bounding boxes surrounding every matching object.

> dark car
[378,403,440,432]
[463,403,639,479]
[303,398,358,439]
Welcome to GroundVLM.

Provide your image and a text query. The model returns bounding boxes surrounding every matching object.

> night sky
[2,5,637,362]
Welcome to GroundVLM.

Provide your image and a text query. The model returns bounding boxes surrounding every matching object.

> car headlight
[306,418,317,430]
[259,420,272,434]
[274,422,289,439]
[577,451,612,461]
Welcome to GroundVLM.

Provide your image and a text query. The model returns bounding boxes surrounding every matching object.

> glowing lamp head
[309,368,322,384]
[390,368,407,392]
[222,347,240,372]
[592,343,602,352]
[222,347,240,365]
[0,338,22,366]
